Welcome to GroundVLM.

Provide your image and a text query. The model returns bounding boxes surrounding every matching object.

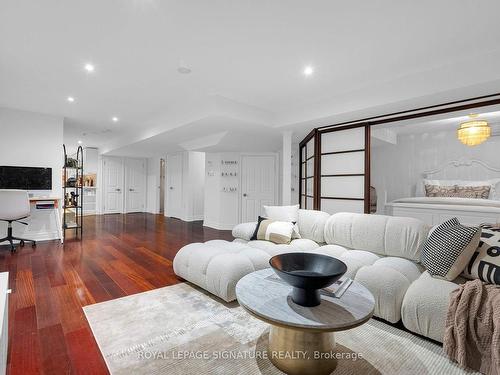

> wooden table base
[268,325,337,375]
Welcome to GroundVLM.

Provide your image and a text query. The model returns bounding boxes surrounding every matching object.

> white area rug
[83,283,476,374]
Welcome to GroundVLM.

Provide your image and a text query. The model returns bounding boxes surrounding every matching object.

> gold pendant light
[457,114,491,146]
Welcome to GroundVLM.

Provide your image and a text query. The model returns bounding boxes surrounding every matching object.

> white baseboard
[179,214,205,222]
[203,220,236,231]
[0,230,60,244]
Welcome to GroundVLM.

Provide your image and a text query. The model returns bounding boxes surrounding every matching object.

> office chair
[0,190,36,252]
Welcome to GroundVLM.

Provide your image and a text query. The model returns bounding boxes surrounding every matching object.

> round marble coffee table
[236,268,375,375]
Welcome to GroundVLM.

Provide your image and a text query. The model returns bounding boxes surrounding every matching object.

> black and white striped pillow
[463,224,500,285]
[421,218,481,281]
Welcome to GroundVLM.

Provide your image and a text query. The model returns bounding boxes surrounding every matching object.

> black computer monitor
[0,166,52,190]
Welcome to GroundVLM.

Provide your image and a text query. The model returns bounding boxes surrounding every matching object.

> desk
[0,273,8,375]
[28,197,63,243]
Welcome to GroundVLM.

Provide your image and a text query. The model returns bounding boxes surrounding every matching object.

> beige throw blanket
[444,279,500,375]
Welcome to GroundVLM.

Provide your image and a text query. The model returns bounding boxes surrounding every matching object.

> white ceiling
[2,0,500,156]
[375,106,500,134]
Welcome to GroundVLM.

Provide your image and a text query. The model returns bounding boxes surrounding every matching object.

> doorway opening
[159,158,165,215]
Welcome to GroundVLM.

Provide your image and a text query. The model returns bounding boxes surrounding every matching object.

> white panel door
[241,155,277,223]
[103,157,124,214]
[125,158,146,213]
[166,154,183,219]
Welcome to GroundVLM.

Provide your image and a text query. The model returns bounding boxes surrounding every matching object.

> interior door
[125,158,146,213]
[241,155,277,222]
[166,154,183,218]
[103,157,124,214]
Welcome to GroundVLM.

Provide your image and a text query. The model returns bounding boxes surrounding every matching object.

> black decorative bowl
[269,253,347,307]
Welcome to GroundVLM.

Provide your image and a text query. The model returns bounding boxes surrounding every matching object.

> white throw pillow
[263,204,301,238]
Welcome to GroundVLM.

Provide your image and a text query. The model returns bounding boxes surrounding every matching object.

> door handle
[129,188,134,192]
[116,188,121,192]
[169,187,174,190]
[243,193,247,197]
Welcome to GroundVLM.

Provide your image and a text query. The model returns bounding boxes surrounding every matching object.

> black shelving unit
[62,145,83,240]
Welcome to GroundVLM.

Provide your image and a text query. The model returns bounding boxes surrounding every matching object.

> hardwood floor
[0,213,233,375]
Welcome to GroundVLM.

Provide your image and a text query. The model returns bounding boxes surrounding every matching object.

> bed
[385,158,500,226]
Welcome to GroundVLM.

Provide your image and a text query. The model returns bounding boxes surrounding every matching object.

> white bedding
[392,196,500,209]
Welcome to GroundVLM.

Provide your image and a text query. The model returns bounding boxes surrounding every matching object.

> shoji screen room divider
[299,125,370,214]
[299,130,317,209]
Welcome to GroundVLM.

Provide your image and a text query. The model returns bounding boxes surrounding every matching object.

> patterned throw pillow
[421,218,481,281]
[425,184,457,197]
[424,184,491,199]
[252,216,294,244]
[463,224,500,285]
[455,185,491,199]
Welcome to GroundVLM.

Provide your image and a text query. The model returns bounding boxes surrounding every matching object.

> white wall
[203,152,240,230]
[371,128,500,213]
[0,107,63,194]
[0,107,64,241]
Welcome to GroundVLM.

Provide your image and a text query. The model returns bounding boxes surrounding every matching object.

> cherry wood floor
[0,213,233,375]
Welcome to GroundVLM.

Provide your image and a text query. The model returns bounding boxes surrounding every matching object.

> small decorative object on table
[269,252,347,307]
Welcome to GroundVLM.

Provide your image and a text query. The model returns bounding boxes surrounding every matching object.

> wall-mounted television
[0,166,52,190]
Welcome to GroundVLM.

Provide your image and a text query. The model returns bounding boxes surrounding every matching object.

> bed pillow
[421,217,481,281]
[253,216,295,244]
[264,204,301,238]
[424,184,456,197]
[424,184,491,199]
[455,185,492,199]
[423,179,496,199]
[463,224,500,285]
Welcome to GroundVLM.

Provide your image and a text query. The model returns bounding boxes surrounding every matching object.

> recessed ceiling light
[67,96,75,102]
[112,116,119,123]
[303,66,314,76]
[178,66,192,74]
[78,140,82,144]
[177,60,192,74]
[84,63,95,73]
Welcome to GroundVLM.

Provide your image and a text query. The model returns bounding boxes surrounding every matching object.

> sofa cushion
[173,240,271,302]
[401,271,464,342]
[244,238,319,256]
[312,245,381,279]
[355,258,422,323]
[323,212,428,261]
[297,209,330,243]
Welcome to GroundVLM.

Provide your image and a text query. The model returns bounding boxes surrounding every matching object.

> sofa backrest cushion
[297,209,330,243]
[323,212,428,261]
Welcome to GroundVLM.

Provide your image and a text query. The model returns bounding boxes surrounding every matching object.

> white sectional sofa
[173,209,329,301]
[173,209,465,343]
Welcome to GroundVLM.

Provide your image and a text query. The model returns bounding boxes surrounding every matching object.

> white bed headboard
[422,158,500,180]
